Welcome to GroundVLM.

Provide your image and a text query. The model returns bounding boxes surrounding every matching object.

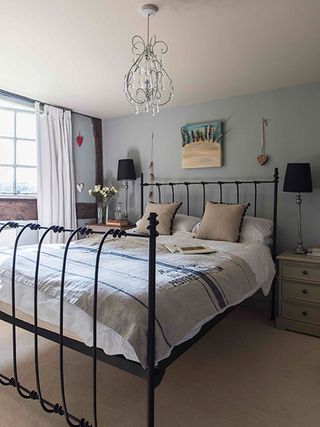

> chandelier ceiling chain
[124,4,174,116]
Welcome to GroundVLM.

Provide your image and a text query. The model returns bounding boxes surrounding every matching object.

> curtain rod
[0,88,98,120]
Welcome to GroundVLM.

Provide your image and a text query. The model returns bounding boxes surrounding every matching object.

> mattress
[0,231,275,367]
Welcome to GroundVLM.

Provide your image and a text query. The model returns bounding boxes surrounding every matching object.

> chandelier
[124,4,174,116]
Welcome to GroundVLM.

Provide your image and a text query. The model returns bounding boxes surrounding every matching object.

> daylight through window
[0,104,37,195]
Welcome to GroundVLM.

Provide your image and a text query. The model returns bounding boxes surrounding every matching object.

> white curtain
[36,102,77,243]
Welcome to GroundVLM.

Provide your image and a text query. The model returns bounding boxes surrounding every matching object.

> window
[0,101,37,195]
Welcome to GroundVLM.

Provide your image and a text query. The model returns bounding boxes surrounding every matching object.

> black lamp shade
[283,163,313,193]
[117,159,136,181]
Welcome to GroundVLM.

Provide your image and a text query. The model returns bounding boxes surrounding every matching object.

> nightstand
[84,223,135,233]
[276,250,320,337]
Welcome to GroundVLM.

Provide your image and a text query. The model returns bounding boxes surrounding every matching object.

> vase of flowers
[97,201,103,224]
[103,186,118,222]
[89,185,117,224]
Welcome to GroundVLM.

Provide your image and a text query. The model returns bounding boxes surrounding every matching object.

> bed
[0,168,279,427]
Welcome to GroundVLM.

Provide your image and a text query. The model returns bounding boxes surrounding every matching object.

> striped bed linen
[0,232,274,367]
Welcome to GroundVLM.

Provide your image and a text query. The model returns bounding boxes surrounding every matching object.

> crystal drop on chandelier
[124,4,174,115]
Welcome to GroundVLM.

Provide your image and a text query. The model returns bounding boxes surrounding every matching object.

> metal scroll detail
[0,221,157,426]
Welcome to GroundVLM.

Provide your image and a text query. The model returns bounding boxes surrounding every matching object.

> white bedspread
[0,231,275,367]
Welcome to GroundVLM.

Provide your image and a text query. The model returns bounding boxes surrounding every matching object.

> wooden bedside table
[276,250,320,337]
[84,223,136,233]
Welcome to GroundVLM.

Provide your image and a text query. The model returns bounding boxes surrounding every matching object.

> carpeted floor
[0,307,319,427]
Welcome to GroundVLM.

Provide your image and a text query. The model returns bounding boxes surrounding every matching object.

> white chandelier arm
[131,35,146,56]
[149,56,174,106]
[151,39,168,56]
[125,51,146,105]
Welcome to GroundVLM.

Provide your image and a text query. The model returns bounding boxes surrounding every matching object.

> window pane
[17,139,37,166]
[0,109,14,137]
[0,166,14,193]
[16,167,37,194]
[0,138,14,164]
[16,112,36,139]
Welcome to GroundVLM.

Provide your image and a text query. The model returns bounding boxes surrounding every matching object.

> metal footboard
[0,213,159,427]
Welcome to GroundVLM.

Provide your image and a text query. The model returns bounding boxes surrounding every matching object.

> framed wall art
[181,120,223,169]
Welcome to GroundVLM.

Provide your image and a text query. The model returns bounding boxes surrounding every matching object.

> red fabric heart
[76,135,83,147]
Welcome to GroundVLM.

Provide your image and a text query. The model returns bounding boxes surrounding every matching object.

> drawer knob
[302,311,308,316]
[302,289,308,294]
[302,270,308,275]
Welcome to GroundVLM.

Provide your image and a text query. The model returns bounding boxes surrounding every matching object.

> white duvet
[0,231,275,366]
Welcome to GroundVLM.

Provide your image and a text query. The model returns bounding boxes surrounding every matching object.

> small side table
[85,223,136,234]
[276,250,320,337]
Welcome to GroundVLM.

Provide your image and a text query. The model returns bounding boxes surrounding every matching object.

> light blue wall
[72,113,96,204]
[72,113,96,226]
[103,83,320,254]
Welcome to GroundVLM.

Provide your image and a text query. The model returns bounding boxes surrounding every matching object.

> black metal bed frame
[0,168,279,427]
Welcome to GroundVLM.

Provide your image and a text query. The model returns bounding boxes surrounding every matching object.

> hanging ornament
[257,118,269,166]
[76,183,84,193]
[148,132,155,201]
[76,132,84,147]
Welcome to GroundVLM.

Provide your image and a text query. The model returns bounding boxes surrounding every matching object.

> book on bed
[164,244,217,255]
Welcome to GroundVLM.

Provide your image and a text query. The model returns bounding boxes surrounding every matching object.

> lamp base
[293,244,307,255]
[294,193,307,255]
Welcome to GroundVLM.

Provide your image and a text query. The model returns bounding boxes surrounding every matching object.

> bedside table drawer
[282,263,320,282]
[282,301,320,325]
[283,280,320,303]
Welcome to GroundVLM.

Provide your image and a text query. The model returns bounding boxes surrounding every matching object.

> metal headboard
[140,167,279,260]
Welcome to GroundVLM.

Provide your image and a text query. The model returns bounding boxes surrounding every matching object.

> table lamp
[283,163,313,254]
[117,159,136,219]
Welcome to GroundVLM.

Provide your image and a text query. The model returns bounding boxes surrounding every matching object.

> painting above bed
[181,120,223,169]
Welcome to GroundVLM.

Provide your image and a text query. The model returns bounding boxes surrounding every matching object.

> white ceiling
[1,0,320,119]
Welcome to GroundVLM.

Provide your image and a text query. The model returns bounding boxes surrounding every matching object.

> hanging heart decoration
[257,118,269,166]
[76,132,84,147]
[76,183,84,193]
[257,154,269,165]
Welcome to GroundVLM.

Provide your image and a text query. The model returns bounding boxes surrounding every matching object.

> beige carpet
[0,308,319,427]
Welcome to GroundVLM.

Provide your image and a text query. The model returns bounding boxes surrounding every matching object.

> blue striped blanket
[0,236,259,367]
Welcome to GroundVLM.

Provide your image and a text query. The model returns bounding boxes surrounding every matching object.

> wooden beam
[76,202,96,219]
[0,198,37,221]
[0,199,96,221]
[92,118,103,185]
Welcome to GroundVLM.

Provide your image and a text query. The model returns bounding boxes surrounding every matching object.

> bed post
[147,212,158,427]
[141,173,144,217]
[271,167,279,320]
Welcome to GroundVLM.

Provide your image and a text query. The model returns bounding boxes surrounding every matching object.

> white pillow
[191,221,201,234]
[172,214,201,233]
[192,215,273,244]
[136,214,200,234]
[240,216,273,243]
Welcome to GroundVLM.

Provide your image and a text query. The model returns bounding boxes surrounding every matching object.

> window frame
[0,105,37,197]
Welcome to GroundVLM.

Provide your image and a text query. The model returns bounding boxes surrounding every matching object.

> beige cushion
[195,202,248,242]
[137,202,182,235]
